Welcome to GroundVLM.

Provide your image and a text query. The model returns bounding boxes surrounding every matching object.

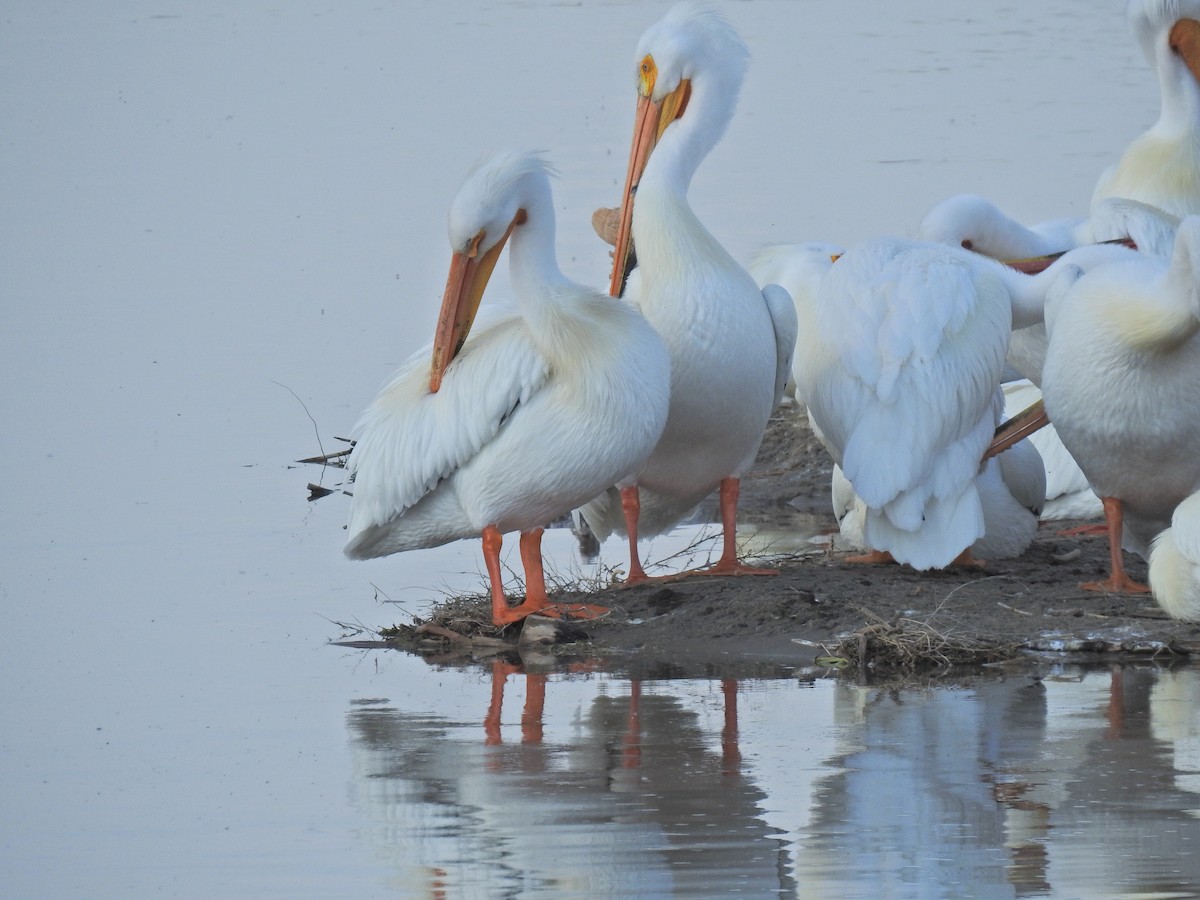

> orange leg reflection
[483,660,548,747]
[722,679,742,776]
[623,680,643,769]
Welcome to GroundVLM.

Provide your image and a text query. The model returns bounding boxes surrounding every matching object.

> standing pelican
[576,3,797,581]
[344,151,670,625]
[777,238,1128,571]
[1038,216,1200,593]
[1149,490,1200,621]
[1091,0,1200,217]
[917,0,1200,274]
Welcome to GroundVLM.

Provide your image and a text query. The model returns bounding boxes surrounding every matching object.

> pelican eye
[961,239,974,250]
[638,54,657,96]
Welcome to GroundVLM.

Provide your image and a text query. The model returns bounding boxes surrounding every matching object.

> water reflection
[344,661,1199,897]
[347,665,794,896]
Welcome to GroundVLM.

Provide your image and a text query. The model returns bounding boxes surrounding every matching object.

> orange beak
[608,75,691,298]
[984,398,1049,460]
[429,213,522,392]
[1171,18,1200,87]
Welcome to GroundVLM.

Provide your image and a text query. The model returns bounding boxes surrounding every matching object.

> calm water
[2,1,1196,896]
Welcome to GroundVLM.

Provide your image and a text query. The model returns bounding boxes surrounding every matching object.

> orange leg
[950,547,988,569]
[490,526,609,625]
[846,549,896,565]
[519,527,548,606]
[1056,523,1107,538]
[1081,496,1150,594]
[683,478,778,578]
[482,525,513,626]
[620,485,650,584]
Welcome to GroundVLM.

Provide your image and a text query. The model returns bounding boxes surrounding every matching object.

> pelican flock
[328,0,1200,627]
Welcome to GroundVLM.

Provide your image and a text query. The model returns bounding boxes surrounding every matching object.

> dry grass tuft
[831,607,1020,673]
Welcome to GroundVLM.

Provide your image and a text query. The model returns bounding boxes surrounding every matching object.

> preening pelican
[1038,216,1200,593]
[1149,490,1200,621]
[918,196,1177,382]
[752,241,1043,562]
[344,151,670,625]
[575,2,797,581]
[776,239,1121,571]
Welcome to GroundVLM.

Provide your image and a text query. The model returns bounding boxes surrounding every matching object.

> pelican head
[429,152,552,391]
[608,2,748,296]
[1128,0,1200,109]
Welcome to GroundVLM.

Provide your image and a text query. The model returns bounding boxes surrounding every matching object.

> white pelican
[1149,490,1200,621]
[1091,0,1200,217]
[918,196,1179,383]
[575,3,797,581]
[919,0,1199,385]
[775,238,1128,571]
[344,151,671,625]
[1037,216,1200,593]
[1001,378,1103,521]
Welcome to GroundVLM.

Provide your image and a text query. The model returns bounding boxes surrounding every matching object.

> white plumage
[772,238,1107,571]
[1041,216,1200,592]
[1001,379,1102,521]
[345,151,670,624]
[827,443,1046,562]
[1149,490,1200,621]
[1091,0,1200,217]
[576,2,797,580]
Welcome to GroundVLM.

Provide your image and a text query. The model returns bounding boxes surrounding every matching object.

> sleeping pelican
[344,151,670,625]
[1037,216,1200,593]
[575,2,797,582]
[1149,490,1200,621]
[775,239,1134,571]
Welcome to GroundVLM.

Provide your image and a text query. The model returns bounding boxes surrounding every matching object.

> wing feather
[808,242,1009,519]
[346,312,550,533]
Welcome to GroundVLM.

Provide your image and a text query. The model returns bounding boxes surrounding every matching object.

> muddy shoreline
[373,403,1200,677]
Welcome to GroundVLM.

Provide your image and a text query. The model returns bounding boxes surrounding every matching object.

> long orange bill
[984,398,1049,460]
[429,213,522,392]
[607,78,691,299]
[999,237,1138,275]
[609,94,661,298]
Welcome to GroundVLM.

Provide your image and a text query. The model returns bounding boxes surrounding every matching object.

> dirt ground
[374,402,1200,678]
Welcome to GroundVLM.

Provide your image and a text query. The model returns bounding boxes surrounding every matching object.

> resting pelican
[775,238,1129,571]
[344,151,671,625]
[1149,490,1200,621]
[575,3,797,581]
[1038,216,1200,593]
